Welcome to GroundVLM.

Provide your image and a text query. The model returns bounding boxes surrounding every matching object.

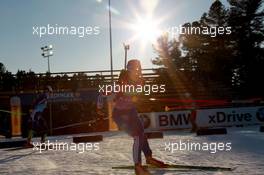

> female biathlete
[98,59,166,175]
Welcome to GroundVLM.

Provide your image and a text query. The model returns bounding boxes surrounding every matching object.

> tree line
[0,63,105,93]
[153,0,264,98]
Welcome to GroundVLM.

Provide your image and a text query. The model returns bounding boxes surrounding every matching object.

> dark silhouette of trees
[153,0,264,98]
[0,63,5,90]
[227,0,264,96]
[0,62,108,93]
[153,33,184,69]
[0,63,6,73]
[0,62,15,91]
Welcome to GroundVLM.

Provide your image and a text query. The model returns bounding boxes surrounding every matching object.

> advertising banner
[197,106,264,127]
[139,106,264,130]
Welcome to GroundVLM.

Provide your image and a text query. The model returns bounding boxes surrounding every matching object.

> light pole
[41,45,53,135]
[123,43,130,69]
[41,45,53,73]
[108,0,113,83]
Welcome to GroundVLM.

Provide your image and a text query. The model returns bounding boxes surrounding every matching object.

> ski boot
[135,164,151,175]
[146,156,168,168]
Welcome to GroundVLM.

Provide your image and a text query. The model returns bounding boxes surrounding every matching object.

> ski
[5,144,62,151]
[5,146,34,151]
[112,164,235,171]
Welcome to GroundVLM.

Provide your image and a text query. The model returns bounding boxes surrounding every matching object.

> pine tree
[180,0,232,84]
[152,0,264,97]
[228,0,264,96]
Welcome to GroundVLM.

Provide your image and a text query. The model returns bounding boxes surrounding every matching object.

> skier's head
[127,59,142,80]
[45,85,53,95]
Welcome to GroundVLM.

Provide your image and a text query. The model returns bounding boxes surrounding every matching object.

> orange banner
[10,96,22,136]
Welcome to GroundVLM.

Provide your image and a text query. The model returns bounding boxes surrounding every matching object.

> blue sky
[0,0,228,73]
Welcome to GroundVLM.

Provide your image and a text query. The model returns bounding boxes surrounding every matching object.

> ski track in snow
[0,126,263,175]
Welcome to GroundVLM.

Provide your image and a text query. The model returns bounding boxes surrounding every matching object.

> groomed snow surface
[0,126,264,175]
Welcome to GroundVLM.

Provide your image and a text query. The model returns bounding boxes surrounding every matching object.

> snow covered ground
[0,126,264,175]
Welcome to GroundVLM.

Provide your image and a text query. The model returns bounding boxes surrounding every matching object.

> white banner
[139,106,264,130]
[197,106,264,127]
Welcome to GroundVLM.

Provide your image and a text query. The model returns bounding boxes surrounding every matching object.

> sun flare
[131,16,162,45]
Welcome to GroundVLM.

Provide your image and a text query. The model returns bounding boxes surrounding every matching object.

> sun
[130,16,162,45]
[118,0,171,49]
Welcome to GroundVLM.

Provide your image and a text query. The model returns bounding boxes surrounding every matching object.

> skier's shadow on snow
[0,151,34,164]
